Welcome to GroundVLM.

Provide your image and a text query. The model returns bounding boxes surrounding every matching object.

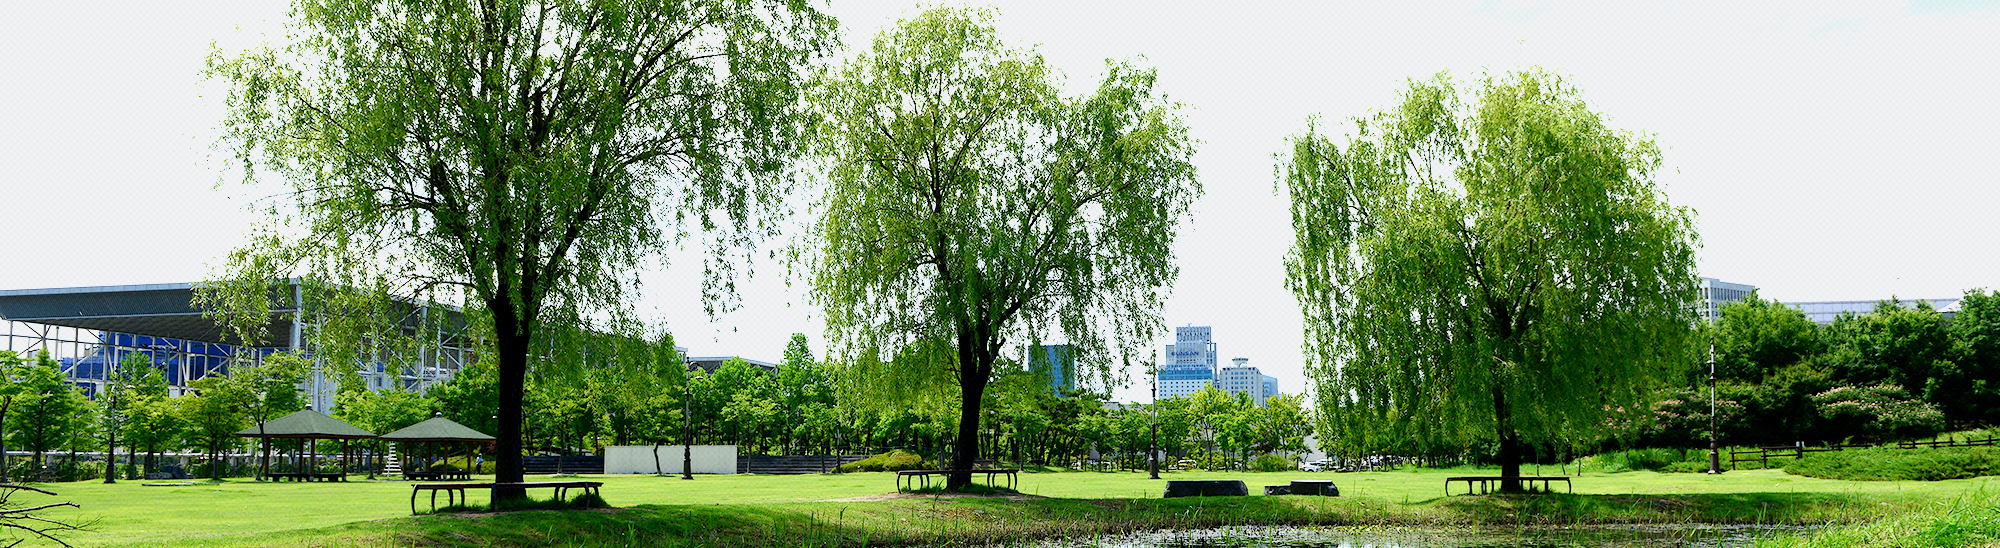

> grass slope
[1787,446,2000,482]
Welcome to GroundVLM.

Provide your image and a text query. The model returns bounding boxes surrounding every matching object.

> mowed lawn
[28,467,1997,547]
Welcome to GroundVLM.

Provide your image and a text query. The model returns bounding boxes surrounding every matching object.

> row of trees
[0,327,1314,483]
[205,1,1203,494]
[1643,290,2000,447]
[349,332,1314,471]
[0,349,310,482]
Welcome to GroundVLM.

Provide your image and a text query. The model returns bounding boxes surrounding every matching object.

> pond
[1007,525,1815,548]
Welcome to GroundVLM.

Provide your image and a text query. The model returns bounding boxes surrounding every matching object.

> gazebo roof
[379,416,495,442]
[234,409,377,439]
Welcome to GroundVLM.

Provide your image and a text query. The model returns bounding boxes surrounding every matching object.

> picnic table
[403,470,472,481]
[410,481,604,514]
[895,469,1020,491]
[1444,476,1571,496]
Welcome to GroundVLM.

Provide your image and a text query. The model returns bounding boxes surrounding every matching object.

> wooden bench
[1444,476,1571,496]
[895,469,1020,491]
[410,481,604,514]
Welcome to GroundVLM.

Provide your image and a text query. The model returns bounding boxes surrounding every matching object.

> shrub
[837,449,932,472]
[1251,454,1294,472]
[1786,446,2000,481]
[1574,448,1702,473]
[1813,385,1945,443]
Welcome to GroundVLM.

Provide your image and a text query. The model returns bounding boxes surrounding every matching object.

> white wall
[604,445,737,475]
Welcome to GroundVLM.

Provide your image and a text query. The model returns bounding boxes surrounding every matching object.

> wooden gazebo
[380,413,495,480]
[234,409,376,482]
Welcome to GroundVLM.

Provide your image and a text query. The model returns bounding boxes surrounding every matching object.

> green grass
[1753,488,2000,548]
[1787,446,2000,481]
[17,466,1995,547]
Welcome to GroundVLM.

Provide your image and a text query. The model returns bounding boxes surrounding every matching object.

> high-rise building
[1216,357,1271,406]
[1698,277,1757,322]
[1033,344,1075,395]
[1156,325,1216,400]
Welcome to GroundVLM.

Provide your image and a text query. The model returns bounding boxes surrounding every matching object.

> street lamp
[1148,370,1160,480]
[1707,343,1721,474]
[683,369,705,480]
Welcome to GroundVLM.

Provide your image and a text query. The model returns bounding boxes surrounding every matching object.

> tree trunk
[104,426,118,483]
[491,305,530,505]
[1494,384,1523,492]
[0,400,10,482]
[947,340,993,491]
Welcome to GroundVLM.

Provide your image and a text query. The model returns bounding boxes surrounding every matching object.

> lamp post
[1707,343,1721,474]
[683,369,704,480]
[1148,370,1160,480]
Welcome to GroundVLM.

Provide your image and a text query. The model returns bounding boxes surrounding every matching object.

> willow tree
[1280,70,1699,491]
[204,0,834,501]
[806,7,1198,489]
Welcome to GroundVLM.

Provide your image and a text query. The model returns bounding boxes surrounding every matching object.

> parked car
[1298,460,1329,472]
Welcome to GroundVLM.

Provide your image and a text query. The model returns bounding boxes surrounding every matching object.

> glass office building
[1782,298,1960,325]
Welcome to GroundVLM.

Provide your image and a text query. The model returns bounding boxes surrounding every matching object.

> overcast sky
[2,0,1995,403]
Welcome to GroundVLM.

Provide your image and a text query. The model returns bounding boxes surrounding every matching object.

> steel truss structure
[0,282,475,411]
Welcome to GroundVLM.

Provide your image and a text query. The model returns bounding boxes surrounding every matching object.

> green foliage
[1715,293,1822,382]
[1785,446,2000,482]
[1822,300,1950,395]
[1939,290,2000,426]
[1813,385,1946,443]
[203,0,838,487]
[7,351,85,467]
[837,449,933,472]
[1753,489,2000,548]
[333,388,431,439]
[805,6,1198,481]
[1250,453,1295,472]
[1573,448,1704,473]
[428,357,499,438]
[1280,69,1699,477]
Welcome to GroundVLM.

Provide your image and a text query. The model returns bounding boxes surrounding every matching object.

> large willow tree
[806,7,1198,489]
[204,0,834,501]
[1280,70,1699,490]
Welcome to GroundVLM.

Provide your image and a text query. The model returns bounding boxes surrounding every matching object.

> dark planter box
[1163,480,1249,497]
[1289,480,1338,496]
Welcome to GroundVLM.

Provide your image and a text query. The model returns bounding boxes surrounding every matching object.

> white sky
[2,0,1995,404]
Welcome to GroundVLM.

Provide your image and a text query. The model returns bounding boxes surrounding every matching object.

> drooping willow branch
[0,485,84,548]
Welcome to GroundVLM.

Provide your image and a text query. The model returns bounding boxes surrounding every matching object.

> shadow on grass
[245,491,1900,547]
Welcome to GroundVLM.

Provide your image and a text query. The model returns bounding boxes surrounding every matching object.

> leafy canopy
[805,4,1198,402]
[1280,69,1699,463]
[804,6,1198,482]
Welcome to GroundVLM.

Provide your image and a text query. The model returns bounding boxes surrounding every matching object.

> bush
[837,449,932,472]
[1786,446,2000,481]
[1574,448,1703,473]
[1251,454,1294,472]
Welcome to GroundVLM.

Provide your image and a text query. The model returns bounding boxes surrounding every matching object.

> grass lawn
[20,466,1995,547]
